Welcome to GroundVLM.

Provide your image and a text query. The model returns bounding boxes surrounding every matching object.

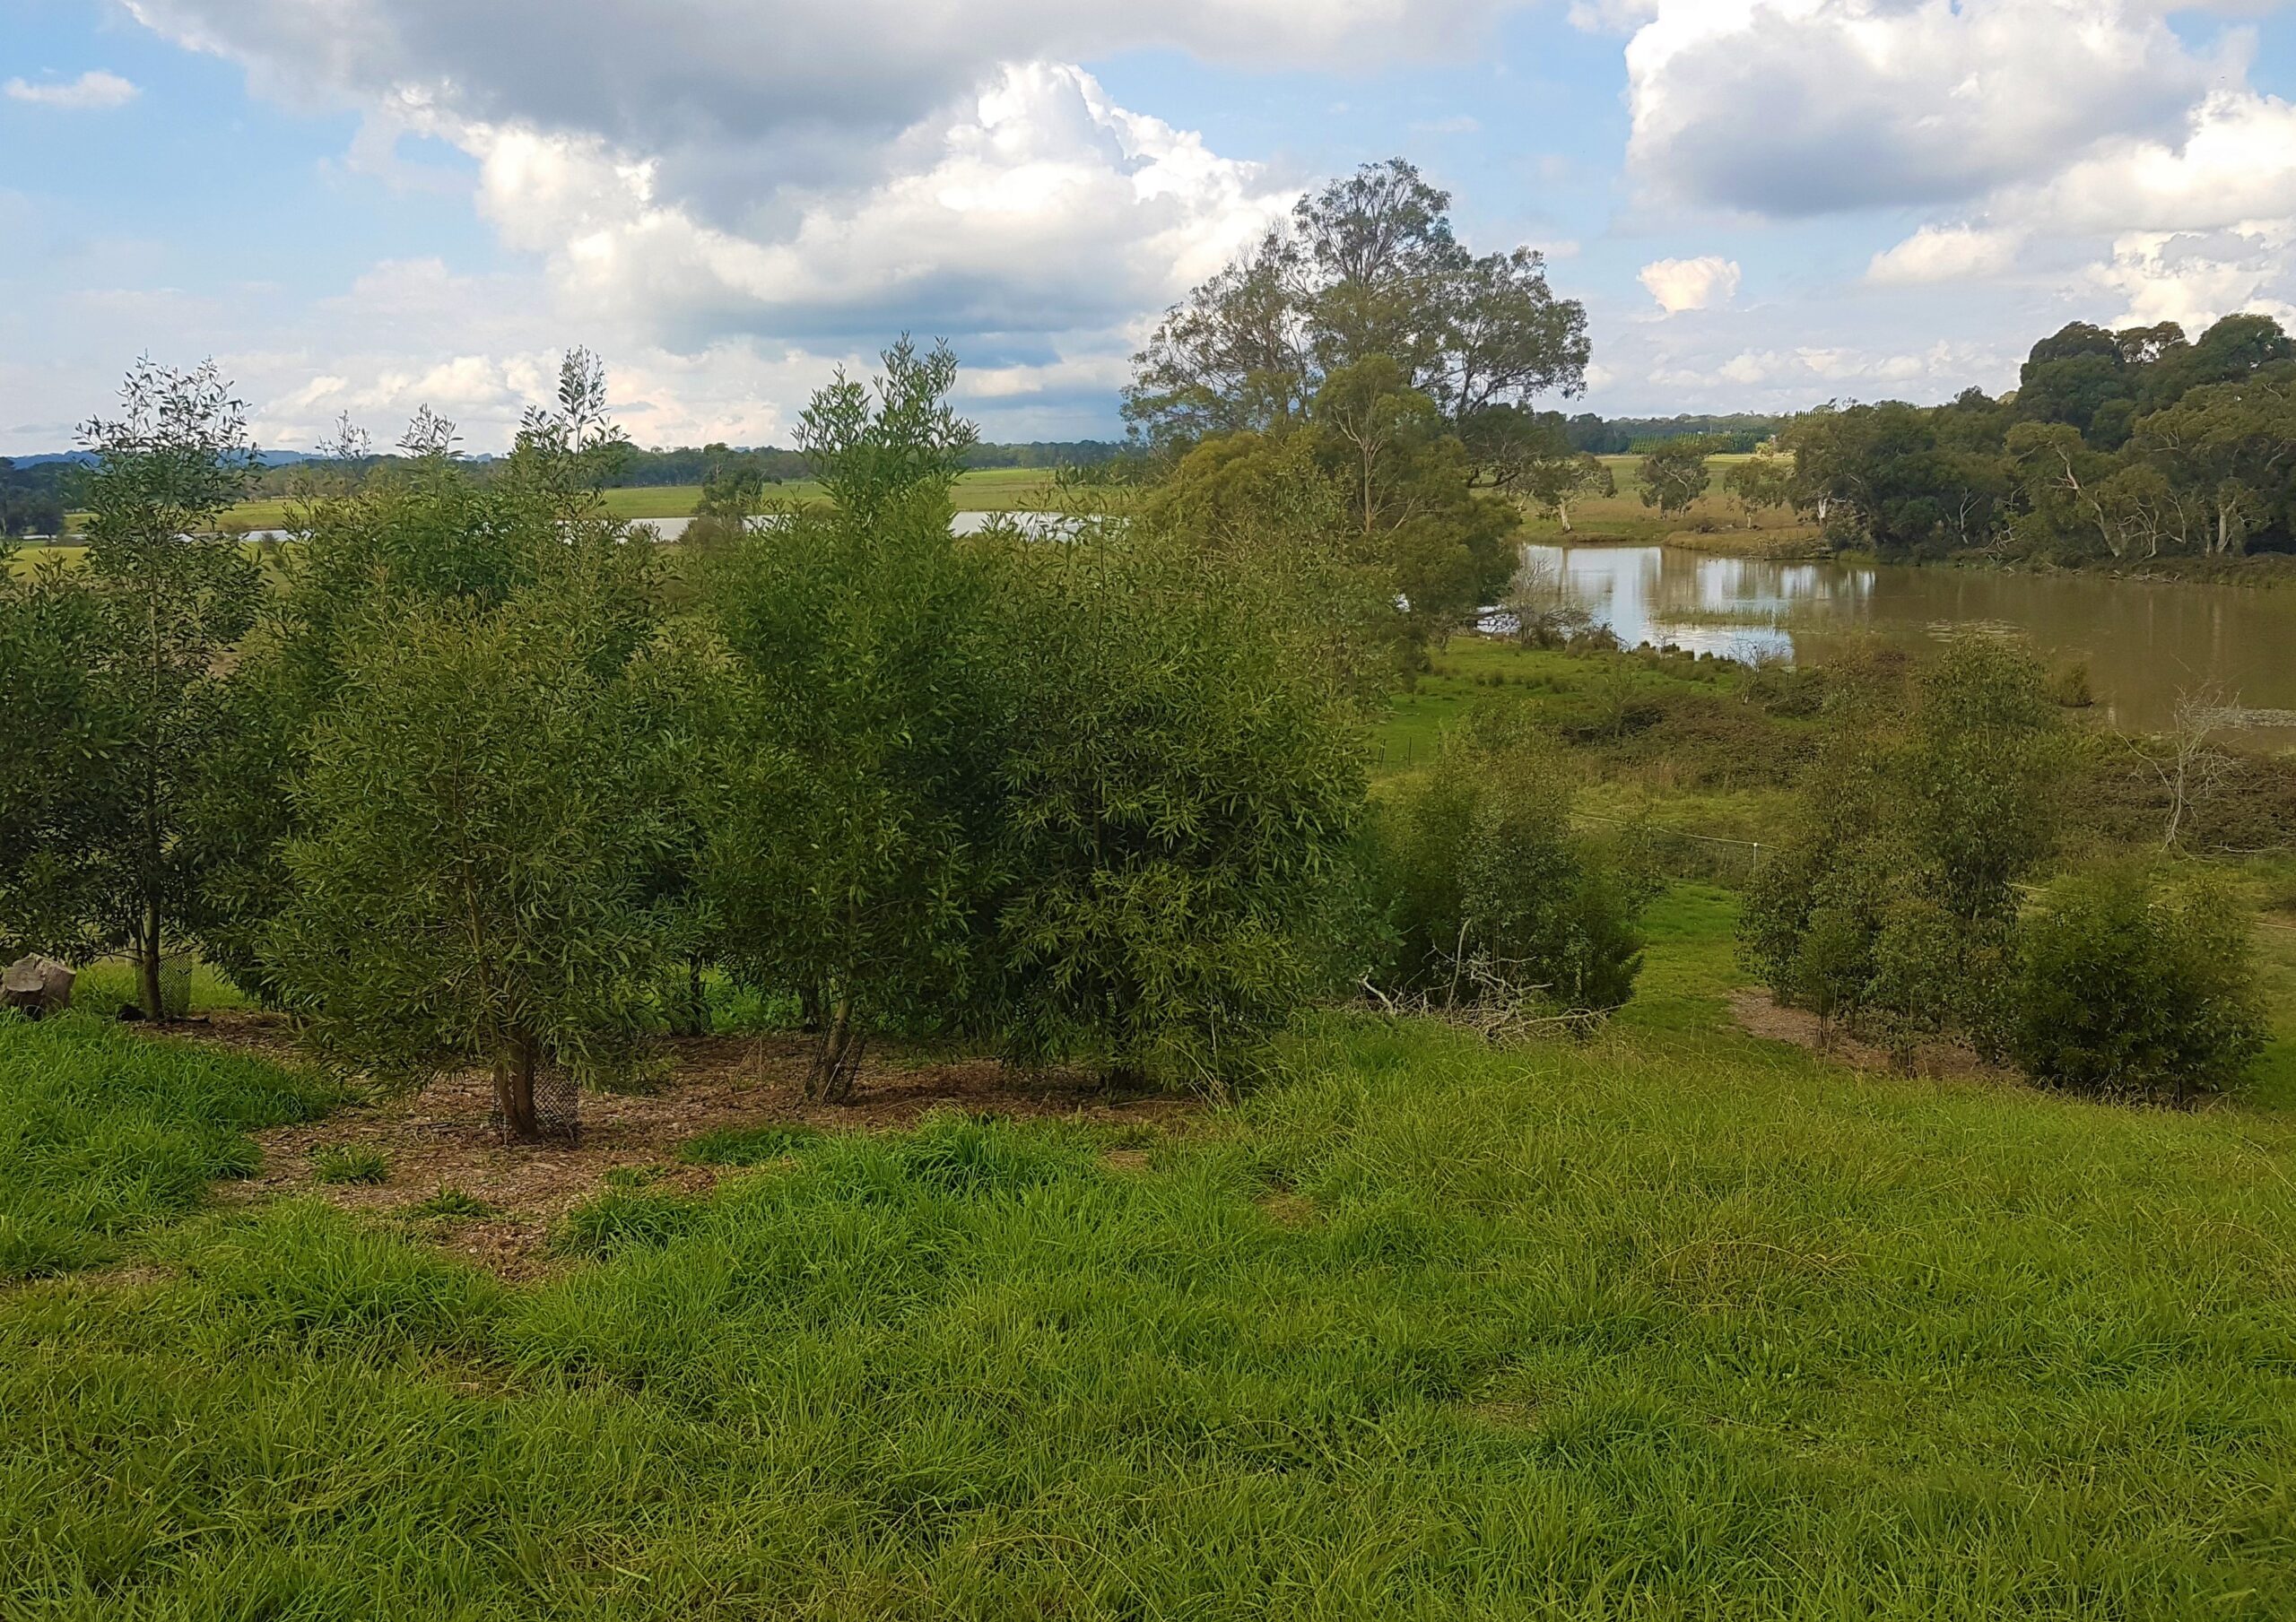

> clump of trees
[1124,158,1592,660]
[9,338,1500,1132]
[1744,635,2266,1098]
[1782,314,2296,561]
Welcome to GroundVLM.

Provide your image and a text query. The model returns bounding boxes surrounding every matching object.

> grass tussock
[0,1013,334,1278]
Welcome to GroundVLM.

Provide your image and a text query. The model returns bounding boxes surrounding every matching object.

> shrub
[1371,708,1648,1017]
[2010,866,2266,1104]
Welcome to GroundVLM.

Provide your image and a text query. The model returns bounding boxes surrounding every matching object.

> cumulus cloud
[125,0,1528,210]
[1639,256,1741,314]
[108,0,1561,439]
[4,70,140,109]
[1624,0,2212,216]
[1866,224,2025,287]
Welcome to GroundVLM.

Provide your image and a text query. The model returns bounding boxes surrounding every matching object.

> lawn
[5,880,2296,1617]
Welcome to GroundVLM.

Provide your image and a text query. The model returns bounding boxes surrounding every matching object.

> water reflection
[1517,543,2296,742]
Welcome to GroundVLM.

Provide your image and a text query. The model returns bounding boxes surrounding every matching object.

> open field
[6,879,2296,1616]
[1516,454,1823,549]
[41,466,1065,536]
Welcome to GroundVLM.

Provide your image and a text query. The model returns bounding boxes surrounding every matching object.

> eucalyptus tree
[981,519,1372,1090]
[1126,158,1588,451]
[269,586,682,1140]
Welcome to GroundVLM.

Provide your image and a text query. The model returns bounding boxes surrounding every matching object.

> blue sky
[5,0,2296,453]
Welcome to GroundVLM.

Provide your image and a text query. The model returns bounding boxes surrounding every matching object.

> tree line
[1780,315,2296,561]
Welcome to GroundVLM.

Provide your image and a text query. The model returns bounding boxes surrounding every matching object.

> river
[1517,543,2296,744]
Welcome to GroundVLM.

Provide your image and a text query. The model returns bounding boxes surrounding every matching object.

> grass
[310,1144,390,1186]
[0,1013,334,1278]
[5,891,2296,1614]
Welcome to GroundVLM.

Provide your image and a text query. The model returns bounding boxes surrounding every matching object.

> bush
[1371,708,1648,1016]
[2010,867,2267,1104]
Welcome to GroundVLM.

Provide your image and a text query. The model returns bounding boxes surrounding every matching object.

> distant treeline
[0,458,72,538]
[1783,314,2296,562]
[1564,414,1783,455]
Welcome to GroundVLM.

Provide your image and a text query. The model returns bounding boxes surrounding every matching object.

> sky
[4,0,2296,454]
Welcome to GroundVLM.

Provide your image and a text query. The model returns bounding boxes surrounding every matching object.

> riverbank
[1575,525,2296,589]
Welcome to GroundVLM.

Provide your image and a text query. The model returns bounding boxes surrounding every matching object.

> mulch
[1726,988,2012,1083]
[173,1013,1196,1279]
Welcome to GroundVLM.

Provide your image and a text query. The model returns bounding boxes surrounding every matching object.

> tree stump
[1,956,75,1020]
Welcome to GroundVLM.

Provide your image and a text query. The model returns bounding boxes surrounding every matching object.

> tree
[1722,451,1795,528]
[26,361,265,1020]
[983,527,1370,1089]
[269,590,680,1141]
[1743,636,2066,1060]
[186,360,659,1004]
[700,340,1000,1102]
[0,548,129,957]
[1372,708,1646,1016]
[1126,158,1587,452]
[1639,437,1717,519]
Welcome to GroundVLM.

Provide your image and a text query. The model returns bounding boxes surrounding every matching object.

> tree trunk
[806,996,865,1104]
[139,900,165,1024]
[495,1034,541,1142]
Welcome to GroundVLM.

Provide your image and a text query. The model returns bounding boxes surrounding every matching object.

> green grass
[0,1014,334,1278]
[6,898,2296,1615]
[309,1144,390,1186]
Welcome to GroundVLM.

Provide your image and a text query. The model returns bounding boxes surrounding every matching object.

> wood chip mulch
[174,1013,1196,1279]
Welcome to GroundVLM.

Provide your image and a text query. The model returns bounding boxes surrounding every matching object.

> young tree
[2011,866,2266,1104]
[30,361,265,1019]
[700,340,1000,1102]
[188,359,660,1003]
[1372,708,1647,1017]
[982,527,1370,1089]
[1743,636,2066,1060]
[268,591,680,1141]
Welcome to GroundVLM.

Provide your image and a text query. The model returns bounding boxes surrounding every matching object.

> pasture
[6,880,2296,1616]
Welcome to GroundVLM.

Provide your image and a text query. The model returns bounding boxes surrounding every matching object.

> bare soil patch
[1726,988,2011,1083]
[178,1014,1196,1275]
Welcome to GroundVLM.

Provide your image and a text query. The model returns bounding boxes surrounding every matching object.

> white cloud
[4,71,140,110]
[112,1,1520,439]
[1623,0,2213,216]
[1639,256,1741,314]
[2090,227,2296,332]
[1866,224,2024,287]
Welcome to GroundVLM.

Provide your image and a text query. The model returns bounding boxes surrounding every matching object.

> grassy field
[42,466,1065,537]
[6,882,2296,1615]
[1518,454,1822,550]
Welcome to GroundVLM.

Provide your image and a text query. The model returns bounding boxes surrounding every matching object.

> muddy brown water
[1521,543,2296,745]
